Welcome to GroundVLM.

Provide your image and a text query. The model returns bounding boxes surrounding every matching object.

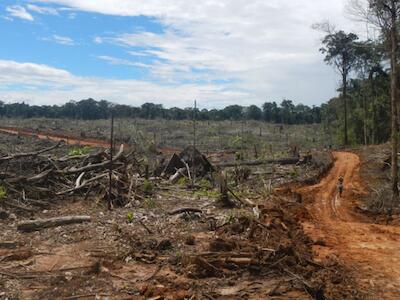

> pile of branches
[184,200,360,299]
[0,142,144,213]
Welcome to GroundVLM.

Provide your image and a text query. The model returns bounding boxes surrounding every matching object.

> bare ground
[297,152,400,299]
[2,130,397,299]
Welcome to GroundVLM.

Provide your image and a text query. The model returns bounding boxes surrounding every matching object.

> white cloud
[6,5,34,21]
[26,4,59,15]
[52,34,75,45]
[97,55,143,67]
[23,1,370,105]
[128,51,152,57]
[0,60,248,108]
[42,35,75,45]
[93,37,103,44]
[1,15,13,21]
[67,12,76,19]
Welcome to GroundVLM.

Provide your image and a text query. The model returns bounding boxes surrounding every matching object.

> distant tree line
[0,98,321,124]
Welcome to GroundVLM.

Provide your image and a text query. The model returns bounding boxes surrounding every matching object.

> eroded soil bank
[297,152,400,299]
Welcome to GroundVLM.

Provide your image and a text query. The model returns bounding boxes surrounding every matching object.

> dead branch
[59,144,124,175]
[0,142,61,162]
[56,173,108,195]
[227,187,255,207]
[169,167,187,183]
[3,200,38,213]
[139,219,154,234]
[217,157,299,168]
[17,215,91,232]
[168,207,203,215]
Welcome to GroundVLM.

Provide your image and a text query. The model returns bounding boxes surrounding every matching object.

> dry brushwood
[0,142,148,212]
[0,142,61,162]
[217,157,299,168]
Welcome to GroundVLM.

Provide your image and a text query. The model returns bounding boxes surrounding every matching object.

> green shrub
[231,135,242,149]
[198,178,212,189]
[68,146,91,156]
[177,177,188,185]
[142,179,154,195]
[0,186,6,200]
[126,212,134,223]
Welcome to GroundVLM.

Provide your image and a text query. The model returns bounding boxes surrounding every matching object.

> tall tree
[350,0,400,200]
[320,31,359,145]
[354,40,385,145]
[245,105,262,120]
[280,99,295,124]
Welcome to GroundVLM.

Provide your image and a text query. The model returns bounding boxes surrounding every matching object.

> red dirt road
[0,126,181,154]
[0,126,110,147]
[0,126,231,159]
[297,152,400,299]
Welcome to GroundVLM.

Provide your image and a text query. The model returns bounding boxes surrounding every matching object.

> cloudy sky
[0,0,365,108]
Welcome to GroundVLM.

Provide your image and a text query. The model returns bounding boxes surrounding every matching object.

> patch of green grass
[198,178,212,189]
[143,179,154,195]
[231,135,242,149]
[177,177,188,186]
[225,210,253,224]
[144,198,156,209]
[195,189,220,198]
[68,146,91,156]
[126,212,134,223]
[289,167,299,179]
[0,185,6,200]
[226,211,236,224]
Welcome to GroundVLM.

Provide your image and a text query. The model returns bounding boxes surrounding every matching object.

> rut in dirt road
[297,152,400,299]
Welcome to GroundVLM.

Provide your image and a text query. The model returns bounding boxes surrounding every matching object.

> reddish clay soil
[297,152,400,299]
[0,126,233,161]
[0,126,110,147]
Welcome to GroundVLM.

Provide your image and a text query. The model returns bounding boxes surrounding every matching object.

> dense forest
[317,0,400,199]
[319,31,391,145]
[0,99,321,124]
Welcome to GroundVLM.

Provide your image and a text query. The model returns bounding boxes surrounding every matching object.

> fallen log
[0,142,61,162]
[56,150,106,163]
[17,215,91,232]
[56,173,107,195]
[169,167,187,183]
[24,198,50,209]
[168,207,203,215]
[4,201,37,213]
[6,169,53,184]
[0,241,18,249]
[217,157,299,168]
[227,187,255,207]
[59,144,124,175]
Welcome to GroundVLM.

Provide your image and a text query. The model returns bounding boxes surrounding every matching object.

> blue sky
[0,1,163,79]
[0,0,362,108]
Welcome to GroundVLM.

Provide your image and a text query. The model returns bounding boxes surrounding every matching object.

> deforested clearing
[2,1,400,299]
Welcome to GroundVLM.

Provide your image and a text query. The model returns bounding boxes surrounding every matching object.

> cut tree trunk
[17,215,91,232]
[217,157,299,168]
[390,9,399,200]
[363,92,368,146]
[0,142,60,162]
[343,73,349,146]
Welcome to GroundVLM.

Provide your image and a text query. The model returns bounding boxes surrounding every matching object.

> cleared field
[1,118,332,159]
[0,131,358,299]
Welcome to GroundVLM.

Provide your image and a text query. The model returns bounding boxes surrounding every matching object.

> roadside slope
[297,152,400,299]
